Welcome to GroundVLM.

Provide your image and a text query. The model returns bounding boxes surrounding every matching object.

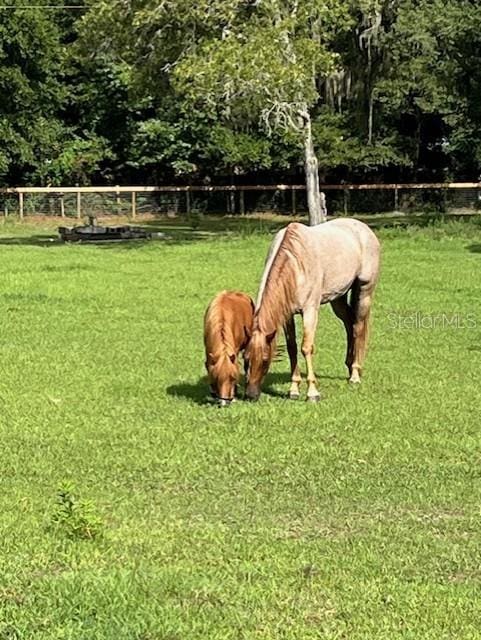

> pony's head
[244,327,276,401]
[205,351,239,407]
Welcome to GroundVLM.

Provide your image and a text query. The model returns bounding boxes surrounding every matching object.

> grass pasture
[1,214,481,639]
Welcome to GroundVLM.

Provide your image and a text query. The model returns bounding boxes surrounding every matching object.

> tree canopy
[0,0,480,186]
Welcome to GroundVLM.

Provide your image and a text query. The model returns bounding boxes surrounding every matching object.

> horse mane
[204,292,241,379]
[255,224,304,334]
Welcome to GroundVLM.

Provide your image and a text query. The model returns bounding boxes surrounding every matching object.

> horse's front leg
[301,307,320,402]
[284,316,302,400]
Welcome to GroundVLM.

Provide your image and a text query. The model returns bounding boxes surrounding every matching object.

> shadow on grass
[466,243,481,253]
[167,371,346,405]
[0,235,166,249]
[358,212,481,230]
[166,380,288,405]
[166,381,212,406]
[100,213,481,247]
[0,234,60,247]
[0,216,285,249]
[2,213,477,249]
[96,216,287,250]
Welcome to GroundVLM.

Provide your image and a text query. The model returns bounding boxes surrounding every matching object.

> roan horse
[204,291,255,406]
[245,219,380,402]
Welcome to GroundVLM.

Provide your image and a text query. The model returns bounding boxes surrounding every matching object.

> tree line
[1,0,480,193]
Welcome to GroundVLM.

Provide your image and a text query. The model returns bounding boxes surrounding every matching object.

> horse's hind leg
[350,282,374,384]
[284,316,302,399]
[301,307,321,402]
[330,294,354,378]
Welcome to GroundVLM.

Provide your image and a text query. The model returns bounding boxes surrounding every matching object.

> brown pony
[204,291,255,406]
[245,219,380,401]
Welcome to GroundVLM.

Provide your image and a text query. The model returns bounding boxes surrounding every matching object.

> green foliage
[84,0,353,179]
[207,126,274,171]
[0,4,67,184]
[172,25,326,125]
[339,0,481,177]
[51,483,104,540]
[1,1,481,183]
[43,136,115,186]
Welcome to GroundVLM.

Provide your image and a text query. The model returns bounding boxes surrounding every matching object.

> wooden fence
[1,182,481,218]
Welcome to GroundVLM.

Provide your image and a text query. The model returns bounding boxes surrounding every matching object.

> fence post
[186,189,191,216]
[131,191,136,219]
[343,188,348,216]
[59,193,65,218]
[291,189,297,215]
[77,191,81,219]
[116,186,121,216]
[19,192,24,219]
[394,186,399,213]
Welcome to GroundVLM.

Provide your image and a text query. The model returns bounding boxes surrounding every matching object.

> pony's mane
[204,292,241,379]
[205,293,237,357]
[255,224,304,334]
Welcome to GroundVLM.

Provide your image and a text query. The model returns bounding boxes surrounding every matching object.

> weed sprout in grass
[51,483,104,541]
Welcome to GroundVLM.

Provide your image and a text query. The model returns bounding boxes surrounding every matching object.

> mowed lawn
[1,215,481,639]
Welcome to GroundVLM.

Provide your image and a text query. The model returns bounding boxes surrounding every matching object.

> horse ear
[229,353,236,364]
[266,331,276,344]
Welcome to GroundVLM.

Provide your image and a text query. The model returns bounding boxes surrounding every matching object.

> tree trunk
[303,109,326,225]
[368,90,374,145]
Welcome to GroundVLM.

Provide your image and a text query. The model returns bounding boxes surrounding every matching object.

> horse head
[206,351,238,407]
[244,327,276,401]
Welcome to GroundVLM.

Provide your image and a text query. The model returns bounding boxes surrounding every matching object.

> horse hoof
[306,395,321,403]
[288,392,300,400]
[349,370,361,384]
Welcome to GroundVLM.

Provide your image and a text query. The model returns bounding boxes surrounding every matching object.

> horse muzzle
[245,385,260,402]
[216,396,235,408]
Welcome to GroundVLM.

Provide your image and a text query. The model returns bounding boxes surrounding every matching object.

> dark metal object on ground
[58,217,163,242]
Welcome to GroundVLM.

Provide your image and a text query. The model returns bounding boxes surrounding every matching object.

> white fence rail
[1,183,481,218]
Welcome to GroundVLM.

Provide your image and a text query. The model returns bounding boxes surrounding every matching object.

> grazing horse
[204,291,255,406]
[245,219,380,402]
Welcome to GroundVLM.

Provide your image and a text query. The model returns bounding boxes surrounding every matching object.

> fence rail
[1,183,481,219]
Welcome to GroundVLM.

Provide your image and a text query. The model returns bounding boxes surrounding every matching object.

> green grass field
[1,214,481,639]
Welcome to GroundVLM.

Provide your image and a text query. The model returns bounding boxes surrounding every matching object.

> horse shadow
[166,374,288,405]
[166,371,346,405]
[166,380,212,406]
[467,244,481,254]
[166,379,287,405]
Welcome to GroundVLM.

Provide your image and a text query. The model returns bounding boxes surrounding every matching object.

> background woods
[1,0,481,188]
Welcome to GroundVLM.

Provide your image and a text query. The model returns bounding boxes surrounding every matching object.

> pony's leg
[350,284,374,384]
[301,307,320,402]
[330,294,354,378]
[284,316,302,399]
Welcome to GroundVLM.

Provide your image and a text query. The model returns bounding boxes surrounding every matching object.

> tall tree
[83,0,353,223]
[0,4,66,184]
